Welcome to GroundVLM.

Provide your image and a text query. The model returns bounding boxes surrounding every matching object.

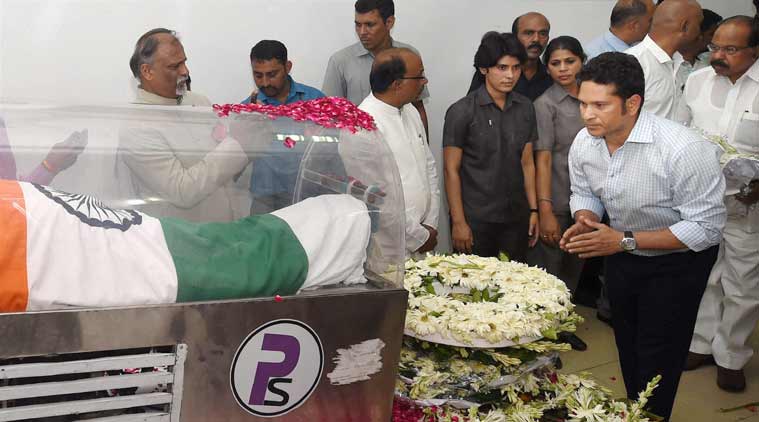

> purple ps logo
[230,320,324,417]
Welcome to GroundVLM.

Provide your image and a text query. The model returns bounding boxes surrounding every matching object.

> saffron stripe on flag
[0,180,29,312]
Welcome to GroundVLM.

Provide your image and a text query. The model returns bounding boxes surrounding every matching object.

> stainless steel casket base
[0,286,408,422]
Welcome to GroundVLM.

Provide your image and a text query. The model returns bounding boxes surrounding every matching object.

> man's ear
[479,67,489,76]
[626,94,643,115]
[385,15,396,31]
[139,63,153,82]
[285,60,293,74]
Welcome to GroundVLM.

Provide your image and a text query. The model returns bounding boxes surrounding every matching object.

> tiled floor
[562,306,759,422]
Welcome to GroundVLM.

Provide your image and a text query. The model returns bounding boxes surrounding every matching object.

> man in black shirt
[512,12,554,101]
[443,33,539,262]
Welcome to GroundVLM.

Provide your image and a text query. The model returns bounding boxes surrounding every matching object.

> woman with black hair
[527,36,588,351]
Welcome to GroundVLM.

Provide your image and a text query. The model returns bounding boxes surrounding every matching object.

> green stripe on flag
[159,214,309,302]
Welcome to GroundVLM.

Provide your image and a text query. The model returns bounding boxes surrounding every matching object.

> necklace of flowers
[404,254,582,347]
[213,97,377,133]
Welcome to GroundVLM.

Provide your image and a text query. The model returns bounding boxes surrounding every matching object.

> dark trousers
[605,246,718,421]
[470,219,528,262]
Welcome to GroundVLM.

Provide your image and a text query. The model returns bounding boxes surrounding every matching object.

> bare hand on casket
[416,225,438,253]
[44,129,88,173]
[736,180,759,206]
[561,217,623,258]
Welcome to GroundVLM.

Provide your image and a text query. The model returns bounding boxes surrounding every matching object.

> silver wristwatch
[620,231,636,252]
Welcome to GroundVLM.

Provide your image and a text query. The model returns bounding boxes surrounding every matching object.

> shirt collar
[588,111,654,146]
[604,29,631,52]
[475,85,521,108]
[352,39,399,58]
[546,83,573,102]
[624,111,655,144]
[135,88,182,105]
[642,35,675,64]
[364,92,402,115]
[744,59,759,83]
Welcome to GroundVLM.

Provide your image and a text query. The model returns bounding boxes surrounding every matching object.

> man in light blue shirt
[242,40,324,105]
[560,52,725,421]
[585,0,656,59]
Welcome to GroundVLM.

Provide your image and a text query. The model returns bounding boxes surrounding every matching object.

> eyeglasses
[707,43,754,55]
[399,75,427,81]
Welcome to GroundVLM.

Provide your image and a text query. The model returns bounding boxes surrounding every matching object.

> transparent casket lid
[0,101,406,311]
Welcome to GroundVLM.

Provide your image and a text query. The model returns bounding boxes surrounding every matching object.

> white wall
[0,0,755,250]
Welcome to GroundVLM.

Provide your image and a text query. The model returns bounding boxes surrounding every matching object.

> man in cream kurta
[680,17,759,392]
[359,48,439,256]
[117,28,254,222]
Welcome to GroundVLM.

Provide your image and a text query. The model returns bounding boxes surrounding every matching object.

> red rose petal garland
[213,97,377,133]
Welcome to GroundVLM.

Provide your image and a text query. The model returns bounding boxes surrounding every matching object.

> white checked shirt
[626,36,684,120]
[569,111,726,256]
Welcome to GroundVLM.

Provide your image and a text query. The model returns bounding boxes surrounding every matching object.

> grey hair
[129,28,177,79]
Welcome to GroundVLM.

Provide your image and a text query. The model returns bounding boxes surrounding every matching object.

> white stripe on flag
[20,183,179,310]
[272,194,370,290]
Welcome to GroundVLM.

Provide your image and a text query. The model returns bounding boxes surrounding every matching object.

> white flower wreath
[404,254,582,347]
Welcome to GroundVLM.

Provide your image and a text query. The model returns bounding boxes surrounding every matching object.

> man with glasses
[358,48,439,256]
[680,11,759,393]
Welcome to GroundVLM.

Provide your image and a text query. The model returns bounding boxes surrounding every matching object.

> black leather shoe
[558,332,588,351]
[596,312,612,327]
[684,352,714,371]
[717,365,746,392]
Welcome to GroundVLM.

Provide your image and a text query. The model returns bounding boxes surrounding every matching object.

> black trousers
[469,219,529,262]
[605,246,718,421]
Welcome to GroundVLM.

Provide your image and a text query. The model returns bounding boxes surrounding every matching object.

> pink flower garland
[213,97,377,133]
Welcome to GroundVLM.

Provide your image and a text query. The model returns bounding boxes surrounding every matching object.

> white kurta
[358,93,440,255]
[683,60,759,370]
[626,36,684,120]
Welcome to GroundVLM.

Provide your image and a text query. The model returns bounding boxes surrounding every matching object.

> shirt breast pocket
[734,112,759,154]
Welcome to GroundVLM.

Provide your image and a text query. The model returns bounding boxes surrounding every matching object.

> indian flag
[0,179,370,313]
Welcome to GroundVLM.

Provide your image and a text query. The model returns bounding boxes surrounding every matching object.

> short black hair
[129,28,175,79]
[610,0,648,28]
[355,0,394,21]
[250,40,288,64]
[701,9,723,32]
[577,52,645,109]
[468,32,527,94]
[542,35,587,64]
[370,54,406,93]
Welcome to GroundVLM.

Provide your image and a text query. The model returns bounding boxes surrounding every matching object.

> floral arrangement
[395,253,662,422]
[393,373,663,422]
[213,97,377,133]
[404,254,582,346]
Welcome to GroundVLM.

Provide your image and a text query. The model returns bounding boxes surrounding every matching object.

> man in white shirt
[585,0,656,60]
[359,48,439,256]
[680,15,759,393]
[625,0,703,119]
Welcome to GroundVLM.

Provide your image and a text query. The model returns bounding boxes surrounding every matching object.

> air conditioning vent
[0,344,186,422]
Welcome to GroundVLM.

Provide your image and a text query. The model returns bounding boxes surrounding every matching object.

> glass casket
[0,100,408,421]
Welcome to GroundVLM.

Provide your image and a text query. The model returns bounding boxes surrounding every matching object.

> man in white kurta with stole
[359,48,440,256]
[680,15,759,392]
